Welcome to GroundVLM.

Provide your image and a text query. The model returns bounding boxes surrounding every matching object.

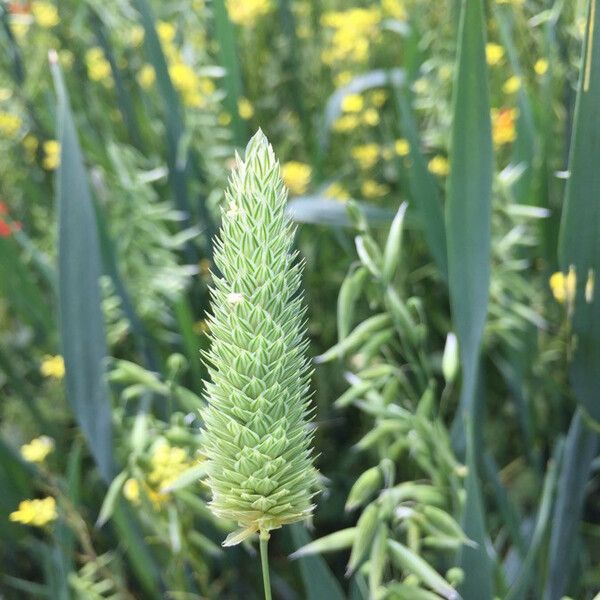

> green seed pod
[201,130,318,546]
[345,466,383,512]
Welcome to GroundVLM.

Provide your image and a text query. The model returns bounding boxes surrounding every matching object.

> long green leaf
[446,0,494,597]
[505,442,562,600]
[447,0,493,424]
[543,410,597,600]
[289,523,346,600]
[212,0,246,145]
[397,91,448,277]
[558,0,600,421]
[51,54,114,481]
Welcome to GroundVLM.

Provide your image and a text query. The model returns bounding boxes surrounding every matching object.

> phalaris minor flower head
[201,130,318,547]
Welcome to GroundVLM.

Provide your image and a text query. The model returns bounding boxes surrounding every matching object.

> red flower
[0,220,11,237]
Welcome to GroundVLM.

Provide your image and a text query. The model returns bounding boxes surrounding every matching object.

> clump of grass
[201,129,318,595]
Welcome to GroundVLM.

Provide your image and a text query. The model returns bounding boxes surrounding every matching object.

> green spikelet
[202,130,318,547]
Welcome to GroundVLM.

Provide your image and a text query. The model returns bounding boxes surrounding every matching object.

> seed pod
[315,313,392,363]
[369,522,389,596]
[201,130,318,546]
[337,266,369,341]
[442,332,459,383]
[289,527,356,559]
[387,540,459,600]
[347,502,380,575]
[345,466,383,511]
[382,201,408,284]
[355,235,383,278]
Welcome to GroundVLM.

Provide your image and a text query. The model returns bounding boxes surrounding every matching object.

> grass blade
[447,0,493,424]
[289,523,346,600]
[505,442,562,600]
[397,91,447,277]
[212,0,246,145]
[446,1,494,597]
[558,0,600,421]
[50,53,114,481]
[543,410,597,600]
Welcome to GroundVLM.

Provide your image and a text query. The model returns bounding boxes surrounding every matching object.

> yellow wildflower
[137,64,156,89]
[325,182,350,201]
[157,21,176,43]
[0,112,22,138]
[503,75,521,94]
[169,62,206,108]
[123,479,141,505]
[40,354,64,378]
[282,161,312,195]
[550,271,573,304]
[492,108,517,146]
[226,0,273,26]
[351,144,380,169]
[534,59,549,76]
[335,71,353,87]
[23,135,38,161]
[11,22,29,40]
[321,8,381,65]
[486,43,505,66]
[129,25,145,47]
[362,108,380,126]
[428,155,450,176]
[32,2,59,28]
[10,497,57,527]
[149,441,190,491]
[395,138,410,157]
[218,112,232,126]
[341,94,364,113]
[382,0,406,20]
[333,114,359,133]
[86,48,112,83]
[20,436,54,464]
[549,269,593,304]
[371,90,387,107]
[238,97,254,120]
[361,179,389,198]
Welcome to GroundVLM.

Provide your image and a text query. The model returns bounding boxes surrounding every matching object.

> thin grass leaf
[447,0,493,428]
[287,196,394,227]
[132,0,201,256]
[543,410,598,600]
[446,2,494,593]
[212,0,246,145]
[397,91,447,278]
[50,53,114,481]
[505,442,562,600]
[289,523,346,600]
[112,501,163,599]
[558,0,600,421]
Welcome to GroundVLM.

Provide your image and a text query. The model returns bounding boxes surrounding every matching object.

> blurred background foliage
[0,0,599,598]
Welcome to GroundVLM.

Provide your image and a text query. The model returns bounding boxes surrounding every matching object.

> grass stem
[259,533,272,600]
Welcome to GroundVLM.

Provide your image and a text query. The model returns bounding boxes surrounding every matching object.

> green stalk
[259,533,272,600]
